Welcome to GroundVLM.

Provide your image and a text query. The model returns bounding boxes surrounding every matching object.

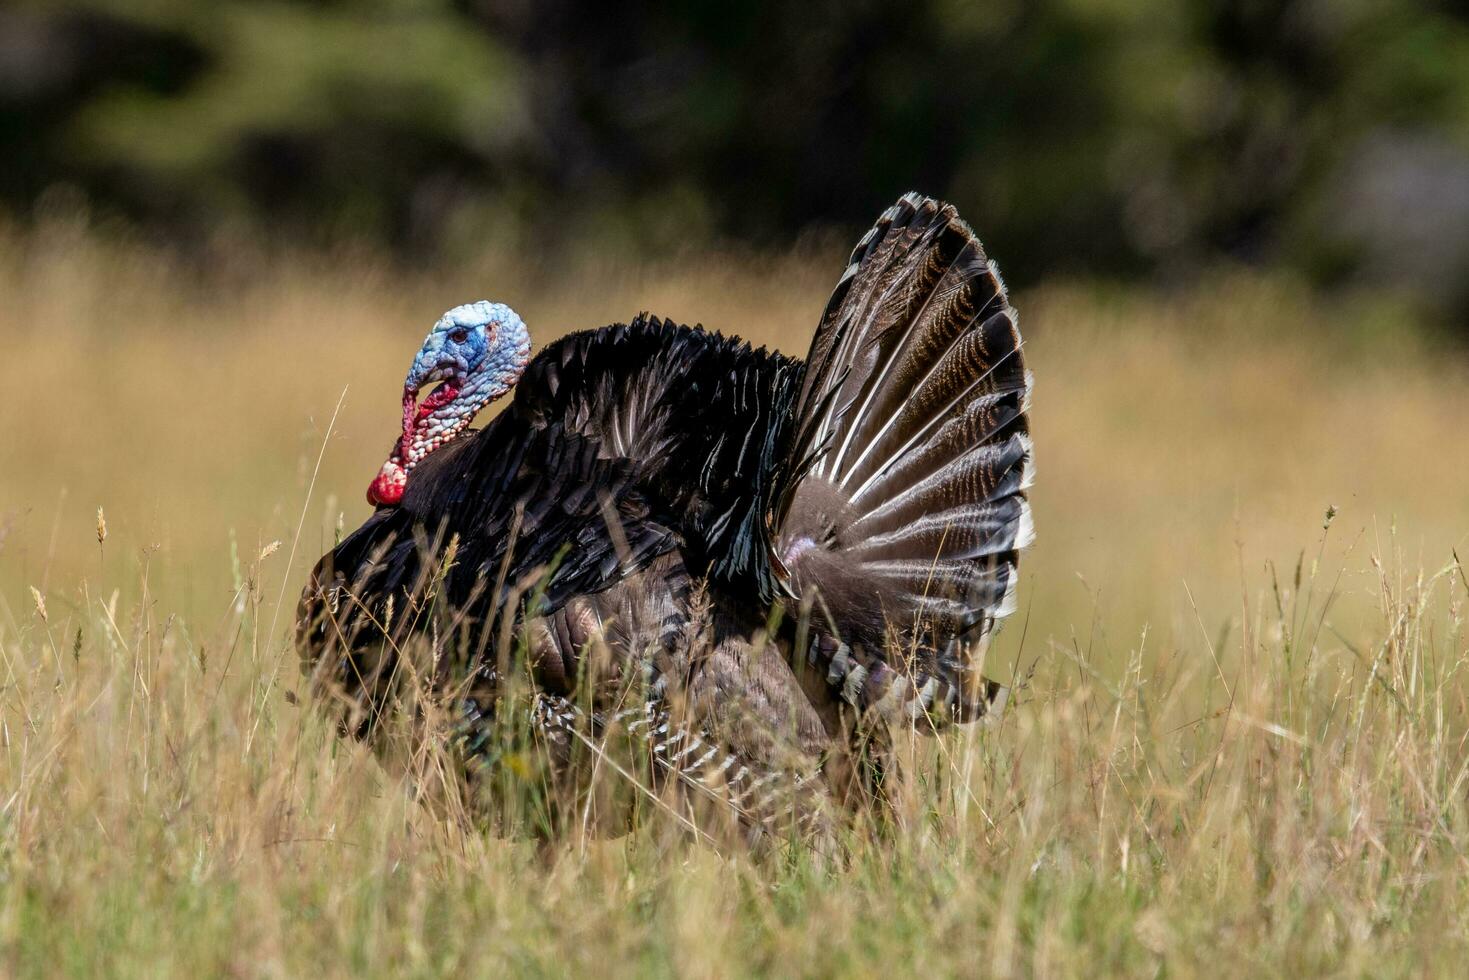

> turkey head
[368,301,531,506]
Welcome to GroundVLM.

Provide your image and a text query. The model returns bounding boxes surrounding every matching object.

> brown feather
[773,193,1031,727]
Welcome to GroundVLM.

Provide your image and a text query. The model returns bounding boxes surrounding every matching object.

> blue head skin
[368,301,531,506]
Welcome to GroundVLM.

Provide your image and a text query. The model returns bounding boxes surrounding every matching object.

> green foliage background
[6,0,1469,315]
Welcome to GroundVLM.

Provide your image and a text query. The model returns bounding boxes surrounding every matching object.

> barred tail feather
[775,193,1032,726]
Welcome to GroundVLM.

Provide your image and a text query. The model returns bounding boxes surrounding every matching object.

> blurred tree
[1,0,521,250]
[4,0,1469,320]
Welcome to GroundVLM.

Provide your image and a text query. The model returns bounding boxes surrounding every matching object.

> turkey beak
[403,345,455,401]
[401,363,433,407]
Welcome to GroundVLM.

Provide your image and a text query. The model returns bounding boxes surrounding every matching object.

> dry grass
[1,215,1468,976]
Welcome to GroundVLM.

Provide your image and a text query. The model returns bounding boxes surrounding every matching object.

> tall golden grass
[1,215,1468,975]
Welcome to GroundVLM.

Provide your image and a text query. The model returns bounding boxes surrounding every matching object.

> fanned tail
[774,193,1033,726]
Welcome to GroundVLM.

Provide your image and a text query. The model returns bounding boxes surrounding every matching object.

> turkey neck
[400,373,497,473]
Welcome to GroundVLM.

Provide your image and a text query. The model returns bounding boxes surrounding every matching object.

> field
[2,217,1468,976]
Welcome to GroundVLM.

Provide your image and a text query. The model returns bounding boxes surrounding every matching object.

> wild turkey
[297,193,1033,836]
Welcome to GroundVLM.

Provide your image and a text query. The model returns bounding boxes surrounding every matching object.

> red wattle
[376,379,476,506]
[399,390,418,460]
[417,382,462,416]
[398,382,461,459]
[367,458,407,506]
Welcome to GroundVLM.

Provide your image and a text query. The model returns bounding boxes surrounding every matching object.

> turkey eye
[449,329,469,344]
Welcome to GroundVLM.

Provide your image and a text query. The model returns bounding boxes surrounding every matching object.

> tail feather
[843,308,1027,500]
[827,242,1007,484]
[772,193,1032,727]
[791,197,955,482]
[849,388,1029,512]
[849,435,1030,540]
[852,492,1033,564]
